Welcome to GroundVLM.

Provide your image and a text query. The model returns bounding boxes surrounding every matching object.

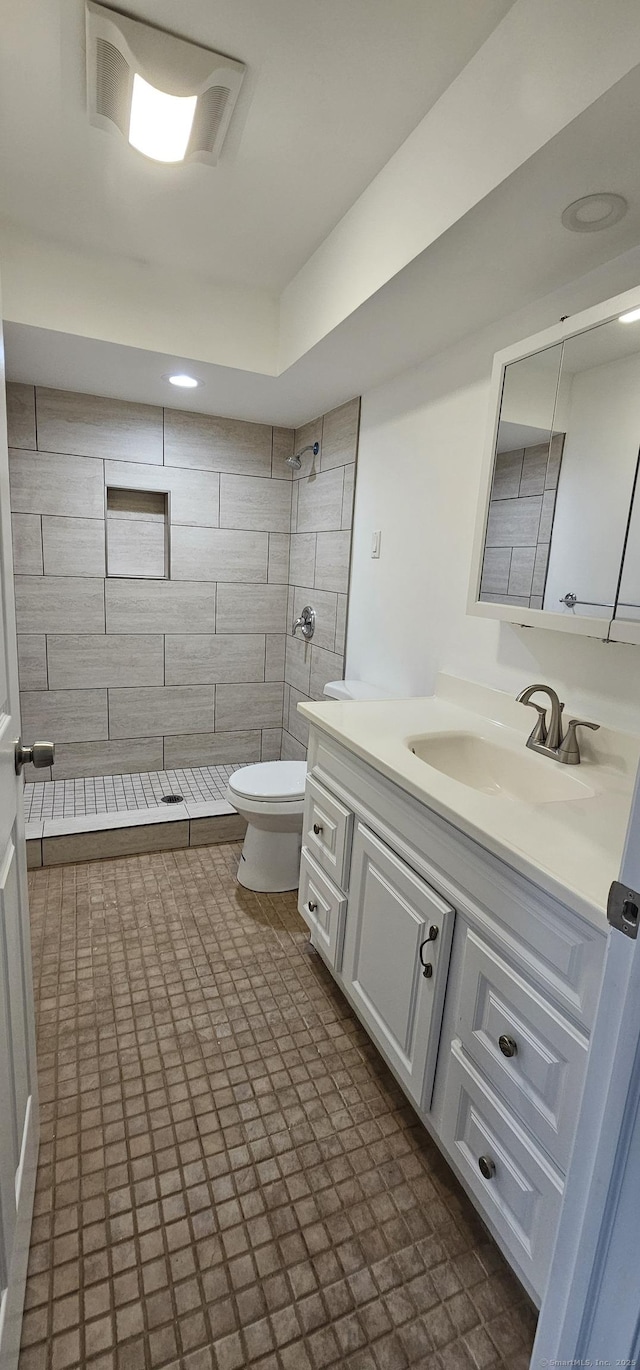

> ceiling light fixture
[166,374,200,389]
[561,193,628,233]
[86,2,245,166]
[619,308,640,324]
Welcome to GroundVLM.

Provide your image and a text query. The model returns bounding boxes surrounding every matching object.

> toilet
[227,678,392,892]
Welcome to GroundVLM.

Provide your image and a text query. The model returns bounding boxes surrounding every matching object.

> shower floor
[24,763,248,867]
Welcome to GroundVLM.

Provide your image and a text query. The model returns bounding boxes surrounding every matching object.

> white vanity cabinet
[341,823,454,1109]
[299,725,607,1305]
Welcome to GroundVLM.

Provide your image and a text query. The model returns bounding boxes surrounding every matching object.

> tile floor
[20,844,536,1370]
[25,765,240,823]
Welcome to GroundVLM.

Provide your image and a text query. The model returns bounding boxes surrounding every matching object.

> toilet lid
[228,761,307,801]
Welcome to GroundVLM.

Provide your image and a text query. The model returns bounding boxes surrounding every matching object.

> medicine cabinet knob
[478,1155,496,1180]
[498,1034,518,1059]
[15,739,54,775]
[313,823,323,835]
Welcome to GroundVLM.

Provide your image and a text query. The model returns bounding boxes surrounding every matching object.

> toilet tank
[323,680,393,701]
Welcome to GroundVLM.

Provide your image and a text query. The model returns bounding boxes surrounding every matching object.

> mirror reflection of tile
[480,434,564,608]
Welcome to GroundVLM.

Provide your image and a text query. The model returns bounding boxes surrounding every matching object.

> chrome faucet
[516,683,599,765]
[292,605,315,640]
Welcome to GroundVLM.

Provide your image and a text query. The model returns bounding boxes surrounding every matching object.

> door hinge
[608,881,640,940]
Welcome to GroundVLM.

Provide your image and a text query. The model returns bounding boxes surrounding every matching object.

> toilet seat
[228,760,307,803]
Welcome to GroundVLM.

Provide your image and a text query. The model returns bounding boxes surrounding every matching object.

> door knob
[15,739,54,775]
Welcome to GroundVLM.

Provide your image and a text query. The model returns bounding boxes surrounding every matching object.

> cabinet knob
[478,1155,496,1180]
[498,1034,518,1059]
[313,823,323,836]
[308,901,318,913]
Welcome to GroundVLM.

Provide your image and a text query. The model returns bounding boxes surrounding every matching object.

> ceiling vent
[86,2,245,165]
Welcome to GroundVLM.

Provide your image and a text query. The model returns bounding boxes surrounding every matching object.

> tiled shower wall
[282,400,359,759]
[6,384,359,779]
[480,434,563,610]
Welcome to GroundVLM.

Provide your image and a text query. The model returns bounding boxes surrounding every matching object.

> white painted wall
[346,263,640,735]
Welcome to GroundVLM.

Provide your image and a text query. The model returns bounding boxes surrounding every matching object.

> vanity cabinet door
[342,823,454,1109]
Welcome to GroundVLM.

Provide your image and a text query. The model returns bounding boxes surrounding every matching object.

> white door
[533,763,640,1360]
[0,307,41,1370]
[341,823,454,1108]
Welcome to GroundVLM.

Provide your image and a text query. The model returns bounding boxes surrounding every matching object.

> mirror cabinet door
[479,343,563,610]
[478,316,640,634]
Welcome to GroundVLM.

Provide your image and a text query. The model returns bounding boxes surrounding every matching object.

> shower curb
[27,811,247,868]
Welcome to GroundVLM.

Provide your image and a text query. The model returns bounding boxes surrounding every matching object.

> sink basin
[408,731,595,804]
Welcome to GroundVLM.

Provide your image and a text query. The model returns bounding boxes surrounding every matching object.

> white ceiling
[9,59,640,427]
[0,0,513,291]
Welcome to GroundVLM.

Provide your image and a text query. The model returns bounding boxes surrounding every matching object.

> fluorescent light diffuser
[128,74,197,162]
[167,374,200,388]
[619,308,640,324]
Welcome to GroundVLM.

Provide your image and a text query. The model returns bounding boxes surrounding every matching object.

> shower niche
[106,487,169,578]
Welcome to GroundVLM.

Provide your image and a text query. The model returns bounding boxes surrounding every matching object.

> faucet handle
[557,718,600,765]
[520,700,548,746]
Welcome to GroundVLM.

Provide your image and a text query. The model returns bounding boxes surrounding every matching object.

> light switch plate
[371,530,381,558]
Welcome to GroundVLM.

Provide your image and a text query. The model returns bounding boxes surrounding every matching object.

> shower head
[286,441,319,470]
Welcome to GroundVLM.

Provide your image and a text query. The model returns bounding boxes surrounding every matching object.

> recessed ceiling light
[86,2,245,166]
[619,307,640,324]
[166,374,200,389]
[561,193,628,233]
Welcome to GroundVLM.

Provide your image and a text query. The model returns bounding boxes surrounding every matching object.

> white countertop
[298,674,640,929]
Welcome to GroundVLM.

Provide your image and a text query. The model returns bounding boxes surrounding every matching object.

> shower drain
[160,793,183,804]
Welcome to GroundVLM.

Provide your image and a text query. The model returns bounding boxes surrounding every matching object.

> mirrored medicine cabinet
[469,285,640,645]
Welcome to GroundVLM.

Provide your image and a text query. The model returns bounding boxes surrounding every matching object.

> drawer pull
[498,1034,518,1059]
[478,1155,496,1180]
[419,935,437,978]
[308,901,318,913]
[313,822,324,835]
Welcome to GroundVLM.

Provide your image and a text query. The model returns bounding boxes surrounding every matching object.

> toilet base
[236,822,302,892]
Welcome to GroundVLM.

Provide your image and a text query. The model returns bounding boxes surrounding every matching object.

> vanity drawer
[457,928,589,1172]
[303,776,353,888]
[441,1043,563,1298]
[298,848,347,970]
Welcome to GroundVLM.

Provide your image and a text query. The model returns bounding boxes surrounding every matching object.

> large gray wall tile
[284,637,311,695]
[106,519,166,578]
[220,475,291,533]
[12,514,42,575]
[285,686,310,747]
[42,516,106,577]
[47,635,164,688]
[216,583,287,635]
[519,443,548,497]
[268,533,289,584]
[321,398,360,471]
[43,822,188,866]
[10,451,104,518]
[21,688,108,742]
[281,730,307,761]
[109,685,214,738]
[480,546,511,596]
[163,731,261,768]
[341,464,355,530]
[17,636,47,690]
[261,729,282,761]
[314,531,351,593]
[171,526,268,583]
[16,577,105,634]
[272,428,294,478]
[532,543,550,597]
[538,488,557,543]
[105,460,220,527]
[485,496,542,547]
[309,645,344,700]
[292,419,323,480]
[164,634,265,685]
[106,580,215,633]
[36,388,163,463]
[296,468,344,533]
[508,547,536,597]
[289,534,316,587]
[164,411,272,476]
[292,586,336,651]
[335,594,348,655]
[52,738,164,780]
[265,635,285,681]
[491,449,523,500]
[6,383,36,450]
[215,682,283,732]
